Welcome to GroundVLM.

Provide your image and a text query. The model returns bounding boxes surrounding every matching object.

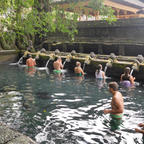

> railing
[77,14,144,21]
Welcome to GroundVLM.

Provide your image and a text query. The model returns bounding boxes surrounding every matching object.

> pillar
[98,45,103,54]
[63,43,67,52]
[48,44,51,51]
[79,43,84,53]
[118,45,125,56]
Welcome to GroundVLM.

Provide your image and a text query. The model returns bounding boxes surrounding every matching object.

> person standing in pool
[74,61,84,77]
[26,54,36,68]
[53,57,63,74]
[95,64,105,79]
[104,82,124,131]
[120,67,135,87]
[26,54,36,76]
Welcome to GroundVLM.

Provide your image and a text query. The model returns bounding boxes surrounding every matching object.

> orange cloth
[26,58,36,67]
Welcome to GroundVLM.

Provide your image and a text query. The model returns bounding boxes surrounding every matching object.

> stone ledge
[0,123,36,144]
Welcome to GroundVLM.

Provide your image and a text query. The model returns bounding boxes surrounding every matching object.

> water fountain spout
[83,56,90,71]
[104,61,112,74]
[45,59,51,68]
[130,61,139,75]
[45,54,55,68]
[17,56,24,65]
[62,55,71,68]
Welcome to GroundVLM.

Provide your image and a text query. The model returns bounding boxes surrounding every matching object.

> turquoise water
[0,64,144,143]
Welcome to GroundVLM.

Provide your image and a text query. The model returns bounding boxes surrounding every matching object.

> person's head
[108,82,119,93]
[76,61,81,67]
[97,64,102,74]
[98,64,102,70]
[124,67,130,75]
[57,57,62,62]
[28,54,32,58]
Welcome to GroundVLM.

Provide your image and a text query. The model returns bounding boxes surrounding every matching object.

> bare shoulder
[114,91,123,99]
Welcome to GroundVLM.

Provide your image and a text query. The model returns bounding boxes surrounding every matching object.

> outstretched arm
[135,128,144,134]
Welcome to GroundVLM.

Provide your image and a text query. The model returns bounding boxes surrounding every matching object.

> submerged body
[95,64,105,79]
[26,57,36,68]
[74,61,84,77]
[120,67,135,88]
[53,57,63,74]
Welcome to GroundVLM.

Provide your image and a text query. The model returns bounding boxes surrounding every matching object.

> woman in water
[95,64,105,79]
[120,67,135,87]
[74,61,84,77]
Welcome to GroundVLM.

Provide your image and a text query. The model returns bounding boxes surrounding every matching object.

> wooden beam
[104,0,139,13]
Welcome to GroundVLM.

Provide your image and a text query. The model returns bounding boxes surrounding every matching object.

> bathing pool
[0,64,144,144]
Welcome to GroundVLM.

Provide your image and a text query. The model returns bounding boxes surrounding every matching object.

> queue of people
[26,56,144,134]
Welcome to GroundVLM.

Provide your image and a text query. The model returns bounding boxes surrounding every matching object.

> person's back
[53,57,63,74]
[95,64,105,79]
[53,61,60,70]
[26,55,36,67]
[74,61,84,76]
[95,70,103,79]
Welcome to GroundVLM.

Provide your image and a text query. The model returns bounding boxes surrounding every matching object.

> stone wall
[0,50,18,64]
[42,18,144,56]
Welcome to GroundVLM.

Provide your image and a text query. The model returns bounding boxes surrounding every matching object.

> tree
[0,0,116,50]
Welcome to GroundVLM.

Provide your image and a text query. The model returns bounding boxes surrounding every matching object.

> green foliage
[0,0,78,50]
[88,0,116,24]
[0,0,116,50]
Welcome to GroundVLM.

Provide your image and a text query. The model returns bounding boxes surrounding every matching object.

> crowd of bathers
[26,56,144,133]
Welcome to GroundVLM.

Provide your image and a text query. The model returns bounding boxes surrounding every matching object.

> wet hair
[97,64,102,74]
[124,67,130,76]
[57,57,61,60]
[109,82,119,91]
[76,61,81,66]
[28,54,32,58]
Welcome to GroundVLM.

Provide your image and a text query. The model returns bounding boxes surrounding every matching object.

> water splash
[45,59,51,68]
[130,69,134,75]
[63,59,67,68]
[83,63,86,71]
[9,56,23,66]
[17,56,24,64]
[104,66,108,73]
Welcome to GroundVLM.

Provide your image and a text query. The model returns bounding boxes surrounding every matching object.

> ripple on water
[0,65,144,143]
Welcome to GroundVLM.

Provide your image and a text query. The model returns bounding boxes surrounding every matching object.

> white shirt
[95,70,103,79]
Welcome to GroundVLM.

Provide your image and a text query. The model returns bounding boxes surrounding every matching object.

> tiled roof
[111,0,144,9]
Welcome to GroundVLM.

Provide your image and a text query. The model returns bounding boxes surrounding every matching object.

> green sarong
[75,73,82,77]
[110,114,123,131]
[53,69,61,74]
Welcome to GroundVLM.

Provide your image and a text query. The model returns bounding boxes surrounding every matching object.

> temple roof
[111,0,144,9]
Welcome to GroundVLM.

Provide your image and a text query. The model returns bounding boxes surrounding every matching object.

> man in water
[104,82,124,131]
[26,54,36,76]
[26,54,36,68]
[53,57,63,74]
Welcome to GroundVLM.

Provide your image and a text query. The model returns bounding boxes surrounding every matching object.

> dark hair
[97,64,102,74]
[124,67,130,76]
[28,54,32,58]
[109,82,119,91]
